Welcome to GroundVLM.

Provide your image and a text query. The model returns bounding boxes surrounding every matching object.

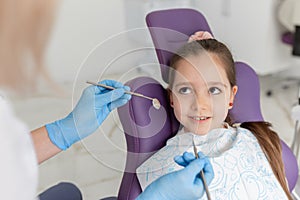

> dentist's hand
[136,151,214,200]
[174,151,207,167]
[45,80,131,150]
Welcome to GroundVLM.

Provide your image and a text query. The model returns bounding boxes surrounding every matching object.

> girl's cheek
[212,98,229,115]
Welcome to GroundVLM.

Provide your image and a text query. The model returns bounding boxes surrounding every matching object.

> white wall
[45,0,199,84]
[46,0,126,83]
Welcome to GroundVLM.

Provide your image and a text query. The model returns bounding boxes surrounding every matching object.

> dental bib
[136,126,287,200]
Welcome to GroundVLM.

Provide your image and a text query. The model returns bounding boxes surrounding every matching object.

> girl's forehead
[173,55,229,83]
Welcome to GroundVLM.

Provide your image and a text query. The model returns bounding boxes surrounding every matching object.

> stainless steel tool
[192,139,211,200]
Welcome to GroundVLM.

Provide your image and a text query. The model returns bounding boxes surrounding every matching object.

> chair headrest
[229,62,264,123]
[146,8,213,83]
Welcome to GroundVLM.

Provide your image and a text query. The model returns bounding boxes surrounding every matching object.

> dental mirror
[87,81,161,110]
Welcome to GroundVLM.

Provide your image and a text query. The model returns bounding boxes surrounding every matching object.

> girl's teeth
[193,117,207,120]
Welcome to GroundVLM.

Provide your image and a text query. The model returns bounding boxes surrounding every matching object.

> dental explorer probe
[192,139,211,200]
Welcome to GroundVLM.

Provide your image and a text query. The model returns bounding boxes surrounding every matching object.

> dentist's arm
[31,80,131,164]
[31,126,61,164]
[136,152,214,200]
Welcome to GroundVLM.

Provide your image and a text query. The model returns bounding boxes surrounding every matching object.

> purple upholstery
[117,77,179,200]
[229,62,264,123]
[229,62,299,191]
[281,140,299,190]
[146,8,212,83]
[115,8,298,200]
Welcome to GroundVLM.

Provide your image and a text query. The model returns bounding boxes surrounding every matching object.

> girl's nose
[191,93,211,111]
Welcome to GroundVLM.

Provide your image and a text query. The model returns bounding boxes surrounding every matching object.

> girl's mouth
[190,116,211,121]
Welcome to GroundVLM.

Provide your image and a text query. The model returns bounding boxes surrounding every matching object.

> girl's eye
[209,87,221,95]
[178,87,192,94]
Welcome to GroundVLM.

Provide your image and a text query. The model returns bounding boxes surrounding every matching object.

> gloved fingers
[174,155,187,167]
[184,157,214,186]
[82,85,97,95]
[182,158,205,178]
[108,94,132,111]
[181,152,195,165]
[183,151,196,161]
[122,93,132,100]
[202,157,214,185]
[82,85,112,99]
[194,157,214,186]
[174,152,195,167]
[182,158,207,189]
[95,88,126,107]
[93,80,128,94]
[83,80,130,96]
[124,85,130,91]
[197,151,205,158]
[99,79,124,89]
[174,151,205,167]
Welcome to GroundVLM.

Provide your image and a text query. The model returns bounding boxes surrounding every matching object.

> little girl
[136,32,291,199]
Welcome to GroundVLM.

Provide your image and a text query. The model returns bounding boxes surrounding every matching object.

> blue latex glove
[136,151,214,200]
[45,80,131,150]
[174,151,207,167]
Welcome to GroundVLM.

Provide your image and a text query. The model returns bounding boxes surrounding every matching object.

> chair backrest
[230,62,299,191]
[117,8,298,200]
[229,61,264,123]
[117,77,180,200]
[145,8,213,83]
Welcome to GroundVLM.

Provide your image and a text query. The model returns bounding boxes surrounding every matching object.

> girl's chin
[184,127,210,135]
[193,131,209,136]
[184,122,225,135]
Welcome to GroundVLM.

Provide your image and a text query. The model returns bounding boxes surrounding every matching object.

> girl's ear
[167,88,174,107]
[229,85,238,109]
[232,85,238,96]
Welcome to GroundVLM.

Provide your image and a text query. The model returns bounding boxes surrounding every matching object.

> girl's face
[170,53,238,135]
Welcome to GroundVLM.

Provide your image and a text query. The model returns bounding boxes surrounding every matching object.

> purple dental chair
[113,8,299,200]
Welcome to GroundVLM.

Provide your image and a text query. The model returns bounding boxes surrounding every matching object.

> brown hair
[169,39,292,199]
[0,0,58,93]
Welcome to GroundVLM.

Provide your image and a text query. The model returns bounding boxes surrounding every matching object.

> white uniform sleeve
[0,97,38,200]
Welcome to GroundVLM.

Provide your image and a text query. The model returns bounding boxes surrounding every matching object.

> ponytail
[240,122,292,200]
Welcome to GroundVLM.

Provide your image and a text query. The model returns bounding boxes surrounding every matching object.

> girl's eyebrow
[174,81,227,88]
[174,82,191,88]
[208,81,228,88]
